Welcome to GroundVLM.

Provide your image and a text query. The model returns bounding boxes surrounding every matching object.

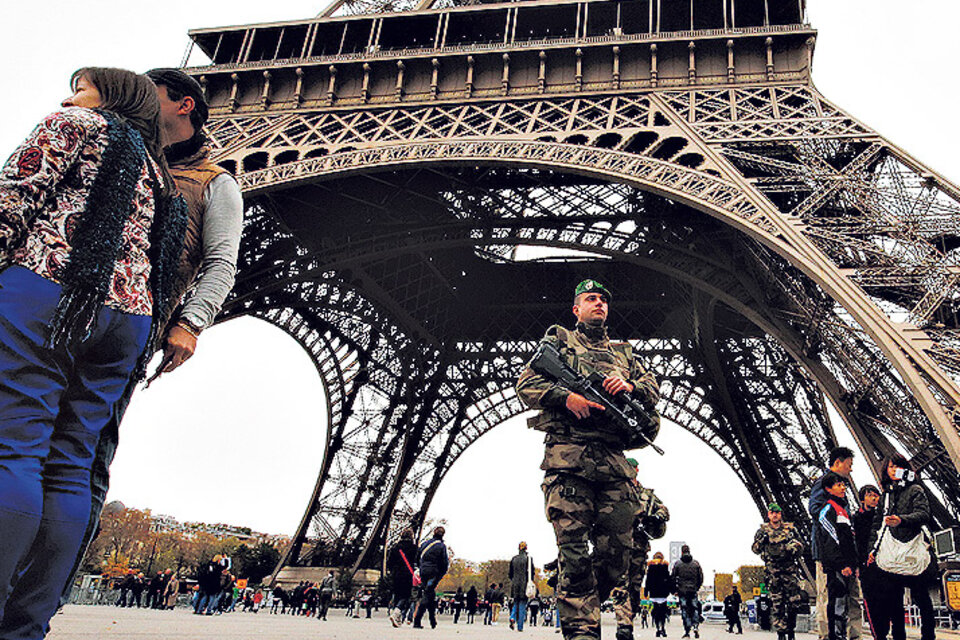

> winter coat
[874,480,930,543]
[852,507,878,567]
[388,538,418,595]
[417,536,449,580]
[815,496,857,572]
[163,576,180,608]
[509,552,533,600]
[670,555,703,594]
[644,559,673,599]
[808,472,855,561]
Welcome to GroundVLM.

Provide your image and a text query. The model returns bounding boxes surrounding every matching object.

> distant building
[146,512,289,548]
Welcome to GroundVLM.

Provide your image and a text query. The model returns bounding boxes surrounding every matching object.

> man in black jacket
[670,545,703,638]
[414,526,449,629]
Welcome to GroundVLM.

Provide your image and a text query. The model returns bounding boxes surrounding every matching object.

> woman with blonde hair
[0,67,186,638]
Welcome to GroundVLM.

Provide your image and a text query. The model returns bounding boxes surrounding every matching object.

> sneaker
[390,610,400,628]
[510,620,515,630]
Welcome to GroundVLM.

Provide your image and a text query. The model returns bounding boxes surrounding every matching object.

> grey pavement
[47,605,818,640]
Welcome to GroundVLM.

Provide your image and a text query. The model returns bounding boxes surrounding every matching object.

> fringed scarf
[46,111,187,381]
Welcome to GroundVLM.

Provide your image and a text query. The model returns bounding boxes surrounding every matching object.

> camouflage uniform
[752,521,805,638]
[516,322,659,640]
[612,485,669,640]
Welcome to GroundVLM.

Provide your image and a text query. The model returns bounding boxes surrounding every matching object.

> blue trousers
[679,593,700,633]
[0,267,149,639]
[511,598,528,631]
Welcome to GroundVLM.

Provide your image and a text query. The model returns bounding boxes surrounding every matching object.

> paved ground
[46,605,960,639]
[47,606,813,640]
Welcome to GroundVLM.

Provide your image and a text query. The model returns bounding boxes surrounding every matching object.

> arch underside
[225,168,960,573]
[217,84,960,573]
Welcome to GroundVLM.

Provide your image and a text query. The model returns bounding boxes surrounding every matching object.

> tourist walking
[387,528,418,627]
[163,572,180,610]
[644,552,672,637]
[453,587,465,623]
[413,526,449,629]
[509,542,535,631]
[723,590,742,634]
[671,545,703,638]
[466,585,478,623]
[318,571,335,621]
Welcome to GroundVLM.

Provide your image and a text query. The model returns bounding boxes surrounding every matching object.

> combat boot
[616,625,634,640]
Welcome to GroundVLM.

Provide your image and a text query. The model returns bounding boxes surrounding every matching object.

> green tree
[479,559,510,589]
[232,542,281,585]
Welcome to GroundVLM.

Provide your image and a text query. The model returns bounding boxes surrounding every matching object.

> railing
[186,23,813,73]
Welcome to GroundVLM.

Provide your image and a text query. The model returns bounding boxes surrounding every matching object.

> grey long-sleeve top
[177,174,243,330]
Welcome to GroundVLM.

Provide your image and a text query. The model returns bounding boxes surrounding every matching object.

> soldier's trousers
[613,555,647,628]
[543,472,636,639]
[768,572,802,632]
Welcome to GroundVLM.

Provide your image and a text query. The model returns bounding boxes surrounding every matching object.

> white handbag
[874,494,931,576]
[525,557,537,599]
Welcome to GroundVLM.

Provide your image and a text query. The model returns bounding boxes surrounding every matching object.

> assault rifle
[529,341,664,455]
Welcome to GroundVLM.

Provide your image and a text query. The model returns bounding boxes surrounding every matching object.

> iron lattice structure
[185,0,960,578]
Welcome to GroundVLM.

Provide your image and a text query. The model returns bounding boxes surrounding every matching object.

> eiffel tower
[183,0,960,582]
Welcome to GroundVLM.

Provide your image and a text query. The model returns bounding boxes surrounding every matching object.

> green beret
[626,457,639,468]
[574,279,612,301]
[767,503,782,512]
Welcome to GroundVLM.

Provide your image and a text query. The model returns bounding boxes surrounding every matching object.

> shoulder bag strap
[398,549,415,576]
[871,493,890,555]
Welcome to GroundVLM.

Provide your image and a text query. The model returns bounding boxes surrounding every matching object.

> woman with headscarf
[0,67,186,638]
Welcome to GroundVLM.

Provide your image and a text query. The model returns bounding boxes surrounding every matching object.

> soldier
[516,279,660,640]
[752,503,806,640]
[612,457,670,640]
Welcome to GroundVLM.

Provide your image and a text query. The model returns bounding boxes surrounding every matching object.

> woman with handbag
[869,454,937,640]
[386,528,418,628]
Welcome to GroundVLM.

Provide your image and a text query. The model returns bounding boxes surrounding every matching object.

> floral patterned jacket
[0,107,161,316]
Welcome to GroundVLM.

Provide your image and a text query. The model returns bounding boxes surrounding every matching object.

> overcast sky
[1,1,956,580]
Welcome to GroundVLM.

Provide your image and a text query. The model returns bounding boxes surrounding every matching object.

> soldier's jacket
[516,323,660,480]
[752,522,804,570]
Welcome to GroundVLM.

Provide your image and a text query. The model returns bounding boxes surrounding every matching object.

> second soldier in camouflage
[612,457,669,640]
[516,279,660,640]
[752,503,806,640]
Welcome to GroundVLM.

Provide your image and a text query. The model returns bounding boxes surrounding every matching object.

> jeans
[414,577,438,628]
[196,592,220,615]
[678,592,700,632]
[512,598,528,631]
[0,267,150,639]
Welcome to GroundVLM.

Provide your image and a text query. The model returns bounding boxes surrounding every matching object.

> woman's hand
[884,515,902,527]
